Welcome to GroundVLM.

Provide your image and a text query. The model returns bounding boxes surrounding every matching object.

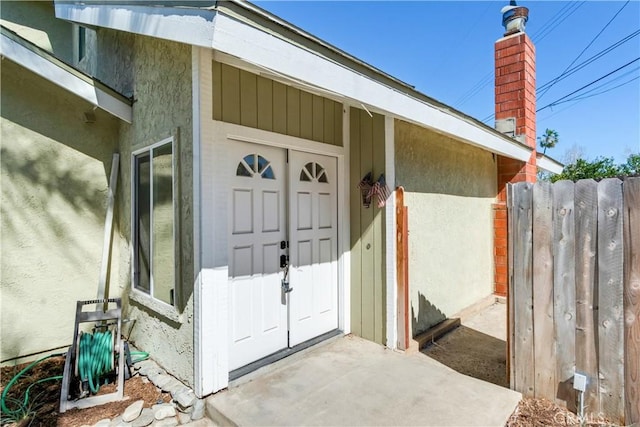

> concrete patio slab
[206,335,521,426]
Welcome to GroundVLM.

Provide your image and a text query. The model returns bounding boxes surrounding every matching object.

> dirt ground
[1,356,169,426]
[422,325,508,387]
[422,325,618,426]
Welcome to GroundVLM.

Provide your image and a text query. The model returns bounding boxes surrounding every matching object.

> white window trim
[130,137,180,320]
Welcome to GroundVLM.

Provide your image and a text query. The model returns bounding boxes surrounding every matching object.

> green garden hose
[130,351,149,364]
[0,353,64,422]
[78,330,114,394]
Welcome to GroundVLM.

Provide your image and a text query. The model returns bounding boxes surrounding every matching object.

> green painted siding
[350,108,386,345]
[212,61,342,146]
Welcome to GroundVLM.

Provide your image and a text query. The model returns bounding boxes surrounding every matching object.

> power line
[529,2,576,42]
[453,71,493,108]
[537,29,640,93]
[538,0,631,100]
[454,1,585,109]
[532,1,585,44]
[553,72,639,105]
[480,30,639,124]
[538,74,639,123]
[537,57,640,112]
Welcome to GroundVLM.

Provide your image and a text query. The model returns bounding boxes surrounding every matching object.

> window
[300,162,328,183]
[236,154,275,179]
[73,25,87,64]
[133,140,175,306]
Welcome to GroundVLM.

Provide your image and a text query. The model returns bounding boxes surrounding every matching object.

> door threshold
[229,330,343,384]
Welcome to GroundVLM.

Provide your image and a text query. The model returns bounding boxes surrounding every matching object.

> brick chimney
[493,1,537,296]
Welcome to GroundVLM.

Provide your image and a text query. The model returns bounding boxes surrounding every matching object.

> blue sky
[254,1,640,165]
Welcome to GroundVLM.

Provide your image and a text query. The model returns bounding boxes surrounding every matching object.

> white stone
[132,408,155,427]
[151,417,178,427]
[177,412,191,424]
[154,374,173,389]
[174,390,196,408]
[122,400,145,422]
[163,379,184,394]
[109,416,132,427]
[153,403,177,420]
[94,419,111,427]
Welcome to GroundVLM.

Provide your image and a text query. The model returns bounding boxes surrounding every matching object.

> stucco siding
[0,1,73,63]
[1,60,120,363]
[97,31,195,386]
[394,120,497,336]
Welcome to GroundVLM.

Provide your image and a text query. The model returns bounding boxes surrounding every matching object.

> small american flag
[357,172,374,208]
[373,174,391,208]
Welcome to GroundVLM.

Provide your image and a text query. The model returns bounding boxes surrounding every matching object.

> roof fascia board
[54,2,216,48]
[537,154,564,174]
[1,31,132,123]
[211,13,532,162]
[53,2,531,161]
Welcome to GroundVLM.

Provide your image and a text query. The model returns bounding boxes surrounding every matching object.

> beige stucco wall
[96,30,195,386]
[0,1,73,63]
[394,120,497,336]
[0,60,121,363]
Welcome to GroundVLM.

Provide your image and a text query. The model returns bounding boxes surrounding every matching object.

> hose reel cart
[59,298,125,413]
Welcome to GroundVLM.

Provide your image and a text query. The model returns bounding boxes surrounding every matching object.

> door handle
[280,254,289,269]
[281,279,293,293]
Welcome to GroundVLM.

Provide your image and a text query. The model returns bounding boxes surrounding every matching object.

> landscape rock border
[82,358,208,427]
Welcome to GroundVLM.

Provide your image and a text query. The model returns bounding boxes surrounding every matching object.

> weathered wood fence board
[623,178,640,422]
[508,177,639,425]
[574,180,600,415]
[553,180,576,410]
[509,182,534,396]
[597,179,624,418]
[533,182,556,398]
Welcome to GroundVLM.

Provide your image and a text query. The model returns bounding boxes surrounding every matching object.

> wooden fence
[508,177,639,425]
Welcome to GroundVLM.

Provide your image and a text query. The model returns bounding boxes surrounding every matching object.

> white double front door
[227,141,338,371]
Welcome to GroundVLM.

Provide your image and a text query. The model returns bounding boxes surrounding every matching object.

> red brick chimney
[493,1,537,296]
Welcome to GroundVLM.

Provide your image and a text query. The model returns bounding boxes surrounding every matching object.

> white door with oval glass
[227,141,338,371]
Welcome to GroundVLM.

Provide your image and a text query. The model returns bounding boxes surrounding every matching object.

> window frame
[73,24,87,64]
[130,137,177,311]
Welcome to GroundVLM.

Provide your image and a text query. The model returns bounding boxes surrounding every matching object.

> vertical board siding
[349,110,363,337]
[299,91,313,140]
[509,177,639,424]
[532,182,555,399]
[239,70,258,128]
[256,76,273,131]
[552,180,576,410]
[358,108,375,341]
[510,182,534,397]
[220,63,240,124]
[372,113,386,345]
[623,179,640,424]
[272,81,287,135]
[349,107,386,345]
[212,61,342,146]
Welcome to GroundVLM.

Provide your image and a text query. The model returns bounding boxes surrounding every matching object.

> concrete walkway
[206,335,521,426]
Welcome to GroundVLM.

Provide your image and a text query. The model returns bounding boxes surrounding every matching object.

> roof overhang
[54,1,533,161]
[0,27,132,123]
[537,153,564,174]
